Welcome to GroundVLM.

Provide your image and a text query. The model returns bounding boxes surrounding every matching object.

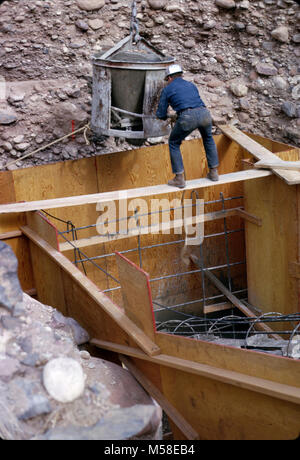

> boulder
[76,0,105,11]
[147,0,168,10]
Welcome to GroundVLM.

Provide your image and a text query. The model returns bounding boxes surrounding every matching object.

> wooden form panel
[116,253,156,341]
[155,331,300,387]
[25,211,66,312]
[12,157,100,233]
[22,225,160,356]
[0,135,257,314]
[244,175,299,316]
[26,212,59,249]
[28,242,67,315]
[0,171,34,291]
[246,132,298,156]
[120,355,199,440]
[0,131,297,317]
[93,338,300,440]
[11,157,110,290]
[92,136,250,311]
[158,362,300,440]
[4,236,35,292]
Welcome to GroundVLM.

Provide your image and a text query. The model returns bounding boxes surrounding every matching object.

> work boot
[207,167,219,182]
[168,173,185,189]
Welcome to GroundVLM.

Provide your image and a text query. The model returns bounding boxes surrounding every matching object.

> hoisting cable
[2,123,91,171]
[130,0,141,43]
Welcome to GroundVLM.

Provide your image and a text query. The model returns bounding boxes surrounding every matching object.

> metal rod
[72,229,244,264]
[153,289,248,312]
[103,261,246,293]
[59,232,120,284]
[150,260,245,283]
[134,207,143,269]
[111,106,154,120]
[59,195,244,235]
[199,243,207,312]
[220,192,232,292]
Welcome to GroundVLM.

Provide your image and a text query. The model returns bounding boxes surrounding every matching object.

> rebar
[42,196,299,358]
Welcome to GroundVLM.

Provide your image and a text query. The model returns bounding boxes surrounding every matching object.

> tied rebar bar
[43,194,299,359]
[155,313,300,358]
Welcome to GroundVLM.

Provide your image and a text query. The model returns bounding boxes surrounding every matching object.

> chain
[130,0,141,43]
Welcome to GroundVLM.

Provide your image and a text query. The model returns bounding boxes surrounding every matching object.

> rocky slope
[0,0,299,170]
[0,241,162,440]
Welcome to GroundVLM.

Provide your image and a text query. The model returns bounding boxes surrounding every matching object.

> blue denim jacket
[156,77,206,120]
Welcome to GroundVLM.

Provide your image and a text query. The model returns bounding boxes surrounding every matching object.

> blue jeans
[168,107,219,174]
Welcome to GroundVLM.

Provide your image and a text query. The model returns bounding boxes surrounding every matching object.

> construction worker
[156,64,219,189]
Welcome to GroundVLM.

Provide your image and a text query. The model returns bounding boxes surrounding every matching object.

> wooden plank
[0,230,22,240]
[91,339,300,406]
[91,66,111,132]
[204,302,233,314]
[254,159,300,171]
[236,208,262,226]
[0,169,272,215]
[21,225,161,357]
[119,355,199,440]
[244,175,299,317]
[218,125,279,161]
[219,124,300,185]
[116,253,156,342]
[59,208,239,252]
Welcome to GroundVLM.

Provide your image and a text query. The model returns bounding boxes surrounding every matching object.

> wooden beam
[120,355,199,440]
[59,208,239,252]
[219,125,300,185]
[0,230,22,240]
[236,209,262,226]
[116,253,157,342]
[204,302,233,314]
[21,225,161,357]
[254,159,300,171]
[91,338,300,406]
[0,169,272,215]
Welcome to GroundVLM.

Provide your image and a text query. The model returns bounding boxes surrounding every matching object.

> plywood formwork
[19,217,300,439]
[0,127,300,439]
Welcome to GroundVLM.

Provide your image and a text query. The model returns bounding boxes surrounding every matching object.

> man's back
[156,78,205,119]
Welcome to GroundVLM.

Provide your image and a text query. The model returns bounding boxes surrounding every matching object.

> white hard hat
[165,64,183,80]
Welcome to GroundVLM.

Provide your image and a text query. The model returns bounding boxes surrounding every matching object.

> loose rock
[76,0,105,11]
[43,357,86,403]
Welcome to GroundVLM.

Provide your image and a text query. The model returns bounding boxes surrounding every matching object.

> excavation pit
[1,127,300,439]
